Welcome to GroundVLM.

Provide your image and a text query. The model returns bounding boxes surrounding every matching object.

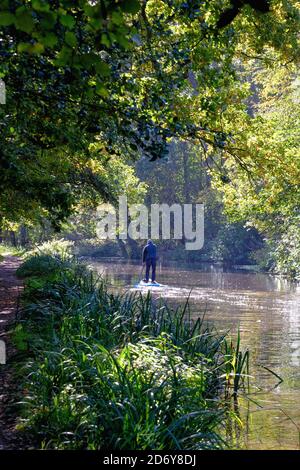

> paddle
[140,263,145,280]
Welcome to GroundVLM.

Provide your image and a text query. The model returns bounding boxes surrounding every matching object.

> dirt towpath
[0,255,23,449]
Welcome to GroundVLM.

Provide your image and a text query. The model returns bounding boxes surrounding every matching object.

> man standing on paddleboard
[142,239,157,283]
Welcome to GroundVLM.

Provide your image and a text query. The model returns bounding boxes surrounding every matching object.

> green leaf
[17,42,45,54]
[60,14,75,29]
[114,32,131,49]
[40,11,57,29]
[32,0,50,12]
[111,11,123,26]
[80,54,110,76]
[0,11,15,26]
[32,42,45,54]
[120,0,141,14]
[55,45,73,65]
[94,60,110,76]
[101,33,110,48]
[80,53,96,68]
[96,83,109,98]
[40,32,58,48]
[65,31,77,48]
[83,4,101,18]
[89,18,104,30]
[15,10,35,33]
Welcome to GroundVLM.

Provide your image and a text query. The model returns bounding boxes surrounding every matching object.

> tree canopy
[0,0,299,235]
[215,63,300,277]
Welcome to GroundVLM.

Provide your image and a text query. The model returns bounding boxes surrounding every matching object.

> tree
[214,63,300,277]
[0,0,144,226]
[0,0,299,230]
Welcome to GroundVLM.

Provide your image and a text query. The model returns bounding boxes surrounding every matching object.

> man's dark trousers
[145,258,156,282]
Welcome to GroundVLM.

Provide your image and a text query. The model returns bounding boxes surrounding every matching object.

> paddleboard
[134,280,165,288]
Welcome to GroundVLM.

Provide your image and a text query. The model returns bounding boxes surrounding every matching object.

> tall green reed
[14,251,250,450]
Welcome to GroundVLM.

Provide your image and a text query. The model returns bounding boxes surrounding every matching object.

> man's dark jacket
[142,241,157,262]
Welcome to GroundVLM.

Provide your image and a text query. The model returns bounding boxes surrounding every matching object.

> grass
[13,244,250,450]
[0,243,25,258]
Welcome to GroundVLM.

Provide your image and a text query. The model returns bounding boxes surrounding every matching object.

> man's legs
[145,260,151,282]
[151,258,156,282]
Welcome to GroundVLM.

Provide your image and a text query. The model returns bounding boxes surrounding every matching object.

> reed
[14,248,250,450]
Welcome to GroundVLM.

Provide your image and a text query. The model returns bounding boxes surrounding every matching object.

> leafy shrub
[24,239,74,261]
[16,254,63,279]
[252,219,300,280]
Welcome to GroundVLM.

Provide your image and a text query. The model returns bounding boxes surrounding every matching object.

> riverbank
[11,246,249,450]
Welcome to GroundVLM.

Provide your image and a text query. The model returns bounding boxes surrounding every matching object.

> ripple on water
[86,258,300,450]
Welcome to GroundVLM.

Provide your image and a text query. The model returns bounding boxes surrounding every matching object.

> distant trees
[135,139,263,264]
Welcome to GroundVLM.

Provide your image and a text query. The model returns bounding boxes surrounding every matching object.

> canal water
[85,257,300,450]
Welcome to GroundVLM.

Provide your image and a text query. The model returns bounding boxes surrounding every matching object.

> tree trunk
[19,225,28,247]
[127,237,140,259]
[10,231,17,247]
[117,238,129,258]
[182,147,190,204]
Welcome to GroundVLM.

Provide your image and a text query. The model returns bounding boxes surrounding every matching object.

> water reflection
[84,257,300,450]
